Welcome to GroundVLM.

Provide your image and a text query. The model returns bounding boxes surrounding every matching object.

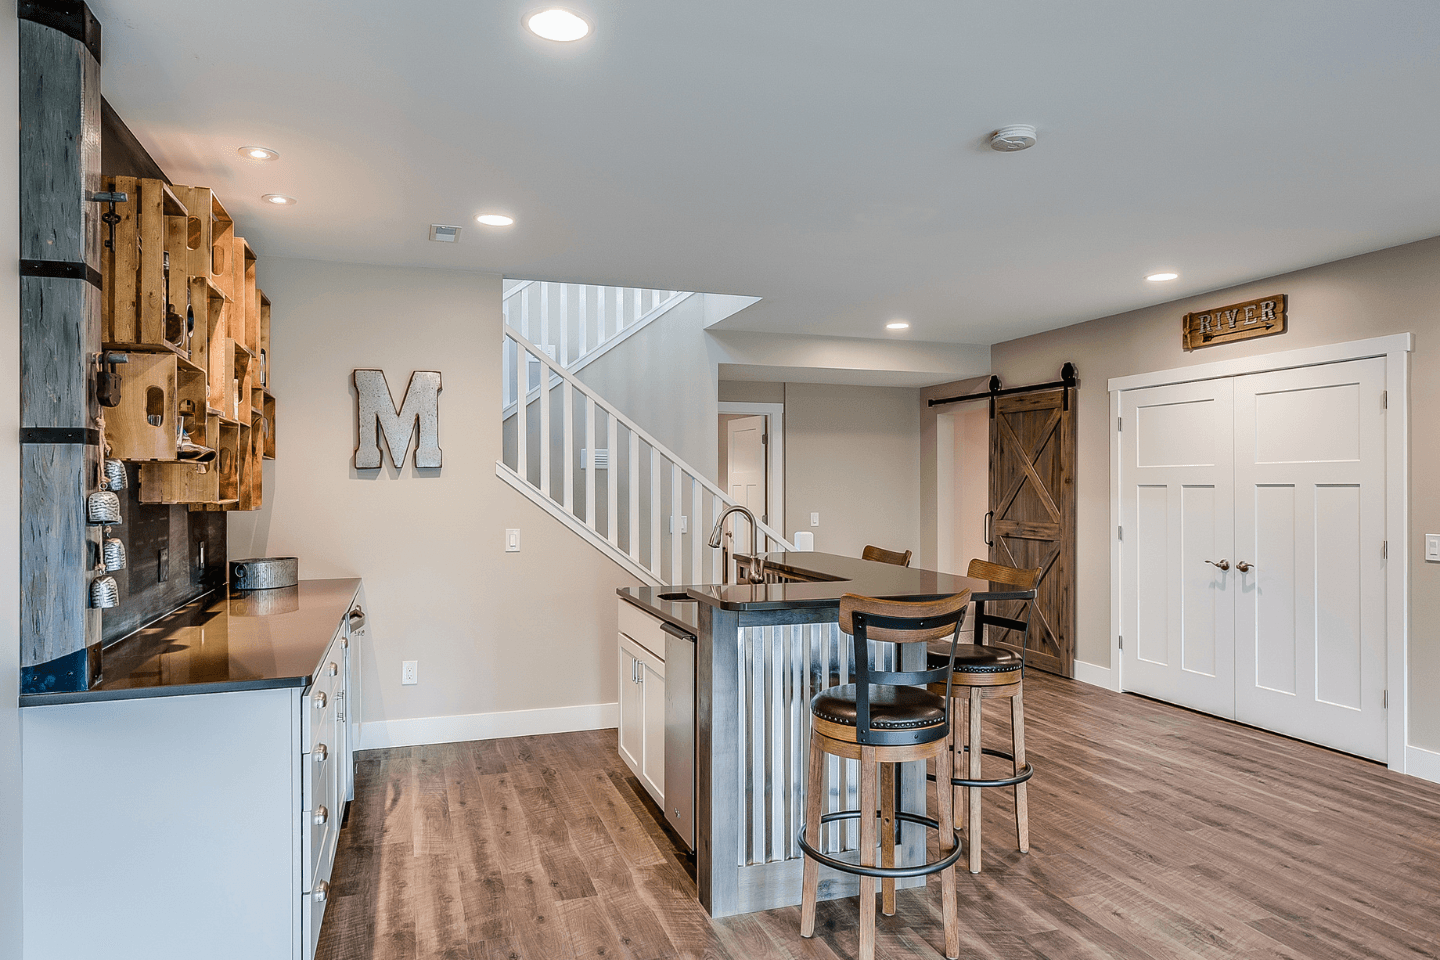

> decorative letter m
[353,369,443,469]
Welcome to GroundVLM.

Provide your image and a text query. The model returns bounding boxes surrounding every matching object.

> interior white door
[1232,358,1388,760]
[726,415,766,553]
[1120,379,1237,717]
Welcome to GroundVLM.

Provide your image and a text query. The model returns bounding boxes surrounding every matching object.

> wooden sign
[1182,294,1287,350]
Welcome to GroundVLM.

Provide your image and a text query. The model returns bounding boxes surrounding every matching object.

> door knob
[1204,559,1231,571]
[1235,561,1255,573]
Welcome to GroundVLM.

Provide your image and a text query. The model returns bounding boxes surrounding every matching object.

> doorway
[718,401,785,550]
[1111,335,1410,767]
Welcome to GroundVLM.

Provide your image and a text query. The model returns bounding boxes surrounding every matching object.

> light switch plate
[810,512,820,526]
[1427,535,1440,562]
[505,528,521,552]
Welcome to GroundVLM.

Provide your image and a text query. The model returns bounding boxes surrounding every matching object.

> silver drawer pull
[314,743,328,763]
[313,805,329,826]
[313,691,327,710]
[313,880,330,903]
[328,661,339,677]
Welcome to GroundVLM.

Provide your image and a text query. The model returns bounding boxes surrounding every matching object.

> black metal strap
[797,810,963,879]
[20,258,103,290]
[21,427,100,446]
[17,0,102,64]
[927,747,1035,789]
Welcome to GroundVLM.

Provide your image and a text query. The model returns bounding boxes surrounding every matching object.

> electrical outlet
[402,660,418,685]
[810,512,820,527]
[1427,535,1440,562]
[157,546,169,582]
[505,528,521,552]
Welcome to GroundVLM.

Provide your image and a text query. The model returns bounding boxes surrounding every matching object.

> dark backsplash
[99,101,229,645]
[101,464,229,644]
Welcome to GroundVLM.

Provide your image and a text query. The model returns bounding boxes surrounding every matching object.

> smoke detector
[990,124,1037,152]
[429,224,463,243]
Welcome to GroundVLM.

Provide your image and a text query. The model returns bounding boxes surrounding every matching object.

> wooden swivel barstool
[929,559,1040,873]
[800,591,969,960]
[861,544,913,566]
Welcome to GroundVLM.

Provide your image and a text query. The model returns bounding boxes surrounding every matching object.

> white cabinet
[618,600,668,806]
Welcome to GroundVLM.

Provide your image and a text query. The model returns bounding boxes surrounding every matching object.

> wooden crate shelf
[101,176,195,356]
[105,351,208,462]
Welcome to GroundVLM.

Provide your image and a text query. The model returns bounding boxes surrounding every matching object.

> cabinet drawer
[304,745,337,888]
[619,601,667,662]
[303,826,338,960]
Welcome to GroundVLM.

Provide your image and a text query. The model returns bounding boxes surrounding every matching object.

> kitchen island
[619,552,1031,918]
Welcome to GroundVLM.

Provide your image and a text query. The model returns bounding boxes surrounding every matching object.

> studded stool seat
[927,644,1023,675]
[810,684,946,735]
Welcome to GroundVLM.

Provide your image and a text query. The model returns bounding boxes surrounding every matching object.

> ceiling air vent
[429,224,463,243]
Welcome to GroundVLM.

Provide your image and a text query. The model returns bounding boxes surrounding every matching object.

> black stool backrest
[966,559,1039,650]
[838,591,969,745]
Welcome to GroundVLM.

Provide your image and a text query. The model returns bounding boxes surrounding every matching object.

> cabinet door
[618,640,644,780]
[639,658,666,804]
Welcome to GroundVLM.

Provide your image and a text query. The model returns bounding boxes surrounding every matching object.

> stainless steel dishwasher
[661,620,696,852]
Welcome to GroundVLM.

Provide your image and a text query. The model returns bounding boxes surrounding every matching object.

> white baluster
[539,281,549,356]
[519,286,530,340]
[577,284,588,359]
[632,287,642,325]
[515,339,527,485]
[539,352,551,499]
[670,461,681,586]
[598,287,608,348]
[629,432,640,562]
[691,475,701,586]
[585,396,597,530]
[607,412,618,547]
[650,446,661,579]
[559,283,568,367]
[562,380,575,515]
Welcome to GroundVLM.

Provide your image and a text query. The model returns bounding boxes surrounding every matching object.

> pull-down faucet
[708,504,766,584]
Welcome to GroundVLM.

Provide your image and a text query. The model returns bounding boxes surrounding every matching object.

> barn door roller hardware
[928,362,1078,417]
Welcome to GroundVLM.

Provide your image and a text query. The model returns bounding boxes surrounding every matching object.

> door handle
[1204,559,1231,571]
[984,511,994,546]
[1235,561,1254,573]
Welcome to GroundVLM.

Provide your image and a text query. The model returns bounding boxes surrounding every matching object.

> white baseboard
[359,701,618,751]
[1072,659,1117,692]
[1404,743,1440,785]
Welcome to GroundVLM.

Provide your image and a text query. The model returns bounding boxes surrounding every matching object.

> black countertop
[20,578,362,706]
[617,552,1031,627]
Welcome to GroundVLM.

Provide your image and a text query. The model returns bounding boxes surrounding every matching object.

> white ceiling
[93,0,1440,345]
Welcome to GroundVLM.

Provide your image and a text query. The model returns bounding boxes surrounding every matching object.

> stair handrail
[501,324,795,553]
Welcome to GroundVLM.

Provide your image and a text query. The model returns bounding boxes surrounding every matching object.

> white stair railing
[501,280,693,410]
[497,325,793,587]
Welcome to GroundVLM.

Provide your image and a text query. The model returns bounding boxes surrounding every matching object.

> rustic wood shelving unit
[99,176,277,510]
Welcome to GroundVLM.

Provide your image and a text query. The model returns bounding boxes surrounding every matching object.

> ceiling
[93,0,1440,345]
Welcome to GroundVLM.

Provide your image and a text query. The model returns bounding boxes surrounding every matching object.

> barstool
[799,591,969,960]
[861,544,913,567]
[928,559,1040,873]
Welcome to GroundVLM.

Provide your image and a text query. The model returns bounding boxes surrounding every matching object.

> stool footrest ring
[926,752,1035,789]
[797,810,963,879]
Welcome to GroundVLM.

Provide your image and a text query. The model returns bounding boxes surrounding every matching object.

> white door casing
[1232,358,1388,760]
[1119,378,1237,718]
[1110,334,1409,772]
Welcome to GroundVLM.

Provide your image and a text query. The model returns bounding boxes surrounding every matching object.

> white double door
[1119,357,1388,760]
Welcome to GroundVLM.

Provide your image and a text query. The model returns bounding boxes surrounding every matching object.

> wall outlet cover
[157,546,169,582]
[402,660,418,685]
[1427,535,1440,562]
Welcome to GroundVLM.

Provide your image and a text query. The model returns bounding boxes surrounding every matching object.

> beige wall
[784,383,922,560]
[990,234,1440,750]
[228,259,639,735]
[1,7,22,956]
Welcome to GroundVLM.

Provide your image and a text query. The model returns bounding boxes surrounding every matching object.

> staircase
[496,296,792,587]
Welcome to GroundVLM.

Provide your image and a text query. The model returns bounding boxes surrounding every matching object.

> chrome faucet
[708,504,766,584]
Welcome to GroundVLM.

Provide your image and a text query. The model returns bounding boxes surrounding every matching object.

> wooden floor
[317,671,1440,960]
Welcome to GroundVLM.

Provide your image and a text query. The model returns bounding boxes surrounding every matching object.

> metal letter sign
[353,369,443,469]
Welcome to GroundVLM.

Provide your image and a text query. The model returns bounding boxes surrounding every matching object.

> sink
[656,591,698,602]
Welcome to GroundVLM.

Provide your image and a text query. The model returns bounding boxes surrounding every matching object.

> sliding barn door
[988,389,1076,676]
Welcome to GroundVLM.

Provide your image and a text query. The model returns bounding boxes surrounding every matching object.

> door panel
[1232,358,1387,761]
[726,415,766,551]
[989,390,1075,675]
[1119,379,1236,717]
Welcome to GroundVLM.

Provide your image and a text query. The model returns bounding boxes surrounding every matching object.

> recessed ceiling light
[239,146,279,161]
[477,214,515,226]
[1146,272,1179,282]
[886,321,910,331]
[261,194,296,205]
[990,124,1037,152]
[525,9,591,42]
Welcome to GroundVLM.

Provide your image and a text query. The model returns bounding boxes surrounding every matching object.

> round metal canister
[230,557,299,590]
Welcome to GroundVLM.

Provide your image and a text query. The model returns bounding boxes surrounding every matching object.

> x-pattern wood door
[988,389,1076,676]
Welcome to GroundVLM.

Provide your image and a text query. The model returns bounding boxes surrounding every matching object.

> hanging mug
[90,575,120,609]
[86,490,121,525]
[102,537,127,573]
[103,458,129,492]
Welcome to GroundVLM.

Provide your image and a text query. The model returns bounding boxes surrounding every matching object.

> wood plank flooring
[317,671,1440,960]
